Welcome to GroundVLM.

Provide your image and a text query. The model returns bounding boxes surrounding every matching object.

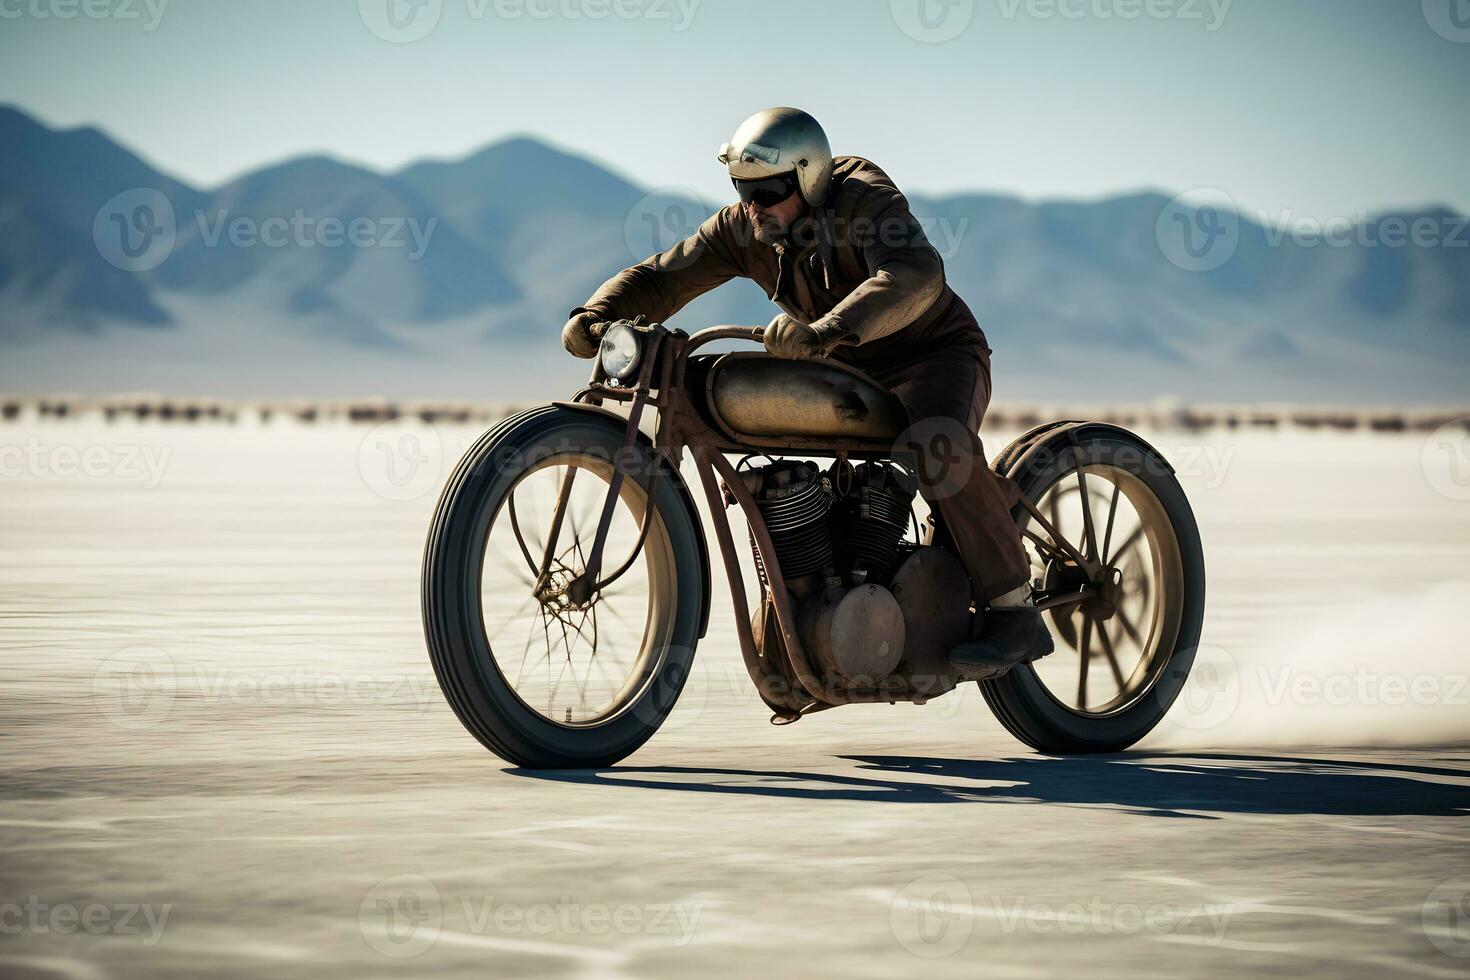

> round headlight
[599,321,642,381]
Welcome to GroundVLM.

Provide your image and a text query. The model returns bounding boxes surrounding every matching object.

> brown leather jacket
[574,157,990,383]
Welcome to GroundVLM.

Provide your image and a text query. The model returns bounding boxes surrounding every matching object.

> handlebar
[693,324,765,341]
[683,322,856,357]
[682,324,766,356]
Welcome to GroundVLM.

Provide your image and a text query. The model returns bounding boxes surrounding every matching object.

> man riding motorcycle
[561,107,1053,679]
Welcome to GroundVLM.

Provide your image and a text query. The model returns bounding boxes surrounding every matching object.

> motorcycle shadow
[508,750,1470,818]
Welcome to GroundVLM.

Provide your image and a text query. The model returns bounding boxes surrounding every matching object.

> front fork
[543,336,665,609]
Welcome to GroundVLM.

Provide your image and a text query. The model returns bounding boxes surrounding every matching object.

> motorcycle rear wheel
[980,429,1206,753]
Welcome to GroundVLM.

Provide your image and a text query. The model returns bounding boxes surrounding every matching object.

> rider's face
[744,192,803,244]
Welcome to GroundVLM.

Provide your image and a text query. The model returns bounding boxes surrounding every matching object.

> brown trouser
[876,347,1031,604]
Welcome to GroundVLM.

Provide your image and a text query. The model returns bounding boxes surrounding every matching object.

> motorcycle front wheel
[422,406,706,768]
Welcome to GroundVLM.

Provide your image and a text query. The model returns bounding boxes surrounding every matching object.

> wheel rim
[478,453,678,728]
[1020,463,1185,717]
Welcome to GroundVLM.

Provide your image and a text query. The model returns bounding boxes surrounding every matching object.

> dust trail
[1148,581,1470,749]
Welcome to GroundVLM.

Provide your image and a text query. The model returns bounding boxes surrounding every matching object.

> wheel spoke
[1100,484,1121,564]
[507,494,541,576]
[1098,620,1126,689]
[1117,605,1143,647]
[484,532,538,589]
[1110,524,1145,565]
[1077,616,1094,710]
[514,605,545,688]
[1024,529,1062,563]
[486,592,541,639]
[1074,461,1099,562]
[600,601,638,631]
[535,465,579,583]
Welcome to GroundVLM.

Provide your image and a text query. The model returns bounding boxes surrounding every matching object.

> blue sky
[2,0,1467,217]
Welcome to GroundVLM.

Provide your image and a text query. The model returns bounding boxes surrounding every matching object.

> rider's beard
[745,203,786,245]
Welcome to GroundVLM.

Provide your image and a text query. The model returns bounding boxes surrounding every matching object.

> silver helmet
[717,107,834,208]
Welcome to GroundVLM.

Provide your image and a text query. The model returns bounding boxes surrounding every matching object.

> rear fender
[995,420,1176,485]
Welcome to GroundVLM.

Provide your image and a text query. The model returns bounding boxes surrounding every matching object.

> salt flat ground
[2,419,1469,979]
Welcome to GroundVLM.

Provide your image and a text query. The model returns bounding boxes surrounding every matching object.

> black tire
[422,406,706,768]
[980,429,1207,753]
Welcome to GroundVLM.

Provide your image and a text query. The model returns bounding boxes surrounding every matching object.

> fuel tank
[704,353,908,442]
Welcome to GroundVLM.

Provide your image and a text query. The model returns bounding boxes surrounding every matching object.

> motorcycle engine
[738,459,920,685]
[830,463,919,585]
[739,460,834,590]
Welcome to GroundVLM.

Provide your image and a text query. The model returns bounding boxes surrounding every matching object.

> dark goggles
[733,172,799,208]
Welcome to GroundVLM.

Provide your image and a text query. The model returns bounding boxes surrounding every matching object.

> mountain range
[1,104,1465,403]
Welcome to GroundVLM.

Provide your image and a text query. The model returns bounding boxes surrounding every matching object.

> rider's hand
[763,314,825,360]
[562,311,609,359]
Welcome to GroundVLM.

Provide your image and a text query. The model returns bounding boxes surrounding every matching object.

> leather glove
[562,311,609,359]
[763,314,825,360]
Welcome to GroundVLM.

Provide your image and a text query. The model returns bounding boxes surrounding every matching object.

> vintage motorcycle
[421,321,1206,768]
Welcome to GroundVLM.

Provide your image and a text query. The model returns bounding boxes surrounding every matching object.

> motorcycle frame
[549,323,1100,720]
